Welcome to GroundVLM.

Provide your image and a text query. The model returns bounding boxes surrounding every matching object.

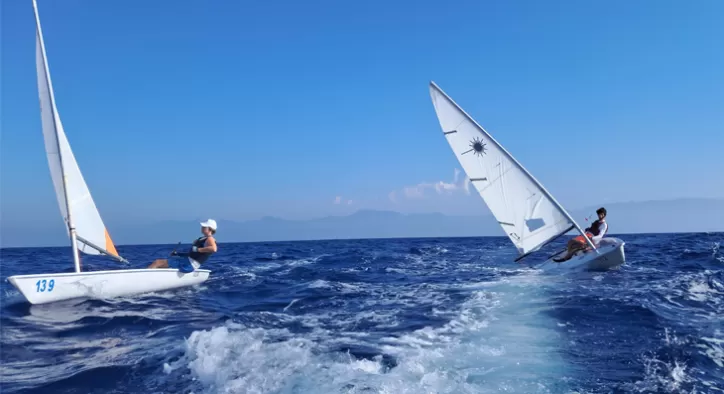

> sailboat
[428,82,625,272]
[7,0,210,305]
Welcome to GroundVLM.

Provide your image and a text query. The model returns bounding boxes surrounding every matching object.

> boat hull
[6,268,210,305]
[536,237,626,273]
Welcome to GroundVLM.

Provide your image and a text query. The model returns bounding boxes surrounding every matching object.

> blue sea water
[1,233,723,394]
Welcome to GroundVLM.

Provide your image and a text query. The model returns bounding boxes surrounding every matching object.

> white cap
[200,219,217,230]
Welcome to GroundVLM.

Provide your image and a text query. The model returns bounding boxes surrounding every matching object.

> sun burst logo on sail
[463,137,487,157]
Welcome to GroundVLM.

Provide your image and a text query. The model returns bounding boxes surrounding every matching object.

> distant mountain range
[114,198,724,245]
[2,198,722,248]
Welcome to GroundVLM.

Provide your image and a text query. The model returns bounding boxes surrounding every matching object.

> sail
[34,0,121,259]
[429,82,576,256]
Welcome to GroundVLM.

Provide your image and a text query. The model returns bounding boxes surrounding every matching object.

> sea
[1,232,723,394]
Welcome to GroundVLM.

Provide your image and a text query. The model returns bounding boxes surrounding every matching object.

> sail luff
[429,81,598,255]
[32,0,82,272]
[33,0,127,264]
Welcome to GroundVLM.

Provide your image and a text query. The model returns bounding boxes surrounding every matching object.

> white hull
[536,237,626,273]
[7,269,210,305]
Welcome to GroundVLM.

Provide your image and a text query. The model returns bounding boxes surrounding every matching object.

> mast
[430,81,599,254]
[33,0,82,272]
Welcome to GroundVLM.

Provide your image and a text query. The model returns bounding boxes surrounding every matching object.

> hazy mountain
[2,198,722,248]
[111,198,724,245]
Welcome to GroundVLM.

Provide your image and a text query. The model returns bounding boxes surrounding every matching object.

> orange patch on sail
[104,229,119,256]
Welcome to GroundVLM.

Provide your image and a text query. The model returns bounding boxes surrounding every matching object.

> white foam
[699,332,724,368]
[686,276,723,303]
[636,354,695,393]
[179,272,570,393]
[283,298,300,312]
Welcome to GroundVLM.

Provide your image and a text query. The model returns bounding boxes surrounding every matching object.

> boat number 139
[35,279,55,292]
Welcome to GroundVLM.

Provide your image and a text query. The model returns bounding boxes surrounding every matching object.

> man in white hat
[147,219,218,272]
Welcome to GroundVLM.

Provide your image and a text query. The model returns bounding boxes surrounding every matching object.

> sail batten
[429,82,587,256]
[33,0,124,263]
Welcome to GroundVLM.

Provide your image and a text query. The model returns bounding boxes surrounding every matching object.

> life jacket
[586,220,608,237]
[189,236,212,264]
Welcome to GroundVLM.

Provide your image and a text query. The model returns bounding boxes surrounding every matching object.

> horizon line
[148,196,724,224]
[2,230,722,251]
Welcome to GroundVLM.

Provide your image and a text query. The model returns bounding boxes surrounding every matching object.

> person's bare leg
[554,239,584,262]
[148,259,169,269]
[566,241,587,259]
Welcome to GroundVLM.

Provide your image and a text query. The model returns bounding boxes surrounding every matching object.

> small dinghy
[7,0,210,305]
[428,81,626,272]
[537,237,626,272]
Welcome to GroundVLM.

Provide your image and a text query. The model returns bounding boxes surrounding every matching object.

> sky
[1,0,723,241]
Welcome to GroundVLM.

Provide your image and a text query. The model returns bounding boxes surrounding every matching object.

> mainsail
[429,82,591,258]
[33,0,124,264]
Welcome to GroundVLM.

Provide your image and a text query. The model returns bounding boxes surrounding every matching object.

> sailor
[148,219,218,272]
[553,208,608,262]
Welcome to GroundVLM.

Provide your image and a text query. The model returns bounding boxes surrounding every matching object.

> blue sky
[2,0,723,236]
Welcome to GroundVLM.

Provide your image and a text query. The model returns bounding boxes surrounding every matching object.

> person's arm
[192,237,217,253]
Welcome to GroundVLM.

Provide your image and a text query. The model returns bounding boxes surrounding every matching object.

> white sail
[429,82,581,257]
[6,1,214,308]
[34,0,122,260]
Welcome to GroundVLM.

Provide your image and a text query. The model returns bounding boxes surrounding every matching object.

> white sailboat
[428,81,625,272]
[7,0,210,305]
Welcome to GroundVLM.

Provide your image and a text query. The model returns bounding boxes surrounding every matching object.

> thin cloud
[334,195,353,205]
[394,169,471,200]
[434,180,457,194]
[404,185,429,199]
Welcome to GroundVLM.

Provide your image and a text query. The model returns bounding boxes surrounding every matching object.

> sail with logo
[429,81,593,260]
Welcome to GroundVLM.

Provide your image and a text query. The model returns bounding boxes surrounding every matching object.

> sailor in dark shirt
[148,219,218,272]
